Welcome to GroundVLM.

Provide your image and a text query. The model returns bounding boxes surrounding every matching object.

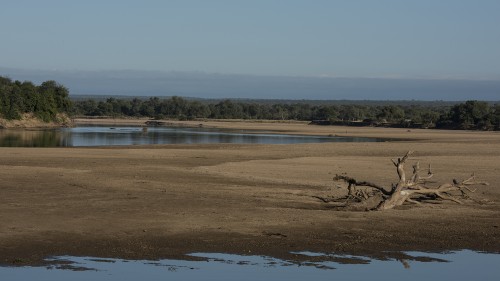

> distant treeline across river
[1,76,499,130]
[70,96,500,130]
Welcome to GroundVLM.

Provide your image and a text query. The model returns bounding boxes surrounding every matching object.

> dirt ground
[1,119,499,265]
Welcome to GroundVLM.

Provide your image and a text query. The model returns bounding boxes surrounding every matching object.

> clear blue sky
[1,0,499,80]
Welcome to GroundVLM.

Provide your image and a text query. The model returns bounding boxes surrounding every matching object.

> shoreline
[1,120,499,266]
[72,117,500,141]
[0,114,72,129]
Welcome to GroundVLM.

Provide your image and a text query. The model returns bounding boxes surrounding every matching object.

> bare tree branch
[328,151,489,210]
[333,175,392,196]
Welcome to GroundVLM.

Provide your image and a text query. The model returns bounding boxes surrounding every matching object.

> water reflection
[1,251,498,281]
[0,129,65,147]
[0,126,385,147]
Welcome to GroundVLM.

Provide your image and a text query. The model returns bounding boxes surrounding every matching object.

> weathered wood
[333,175,392,196]
[331,151,488,210]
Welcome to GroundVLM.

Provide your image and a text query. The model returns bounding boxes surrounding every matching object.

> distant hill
[1,67,499,101]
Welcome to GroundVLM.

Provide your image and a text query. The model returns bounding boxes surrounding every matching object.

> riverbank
[1,120,499,265]
[74,117,500,142]
[0,113,72,129]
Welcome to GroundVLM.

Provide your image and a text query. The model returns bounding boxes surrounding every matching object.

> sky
[1,0,500,99]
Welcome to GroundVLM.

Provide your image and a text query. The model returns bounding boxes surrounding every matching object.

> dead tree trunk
[332,151,488,210]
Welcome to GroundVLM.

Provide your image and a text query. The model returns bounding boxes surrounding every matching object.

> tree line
[71,96,500,130]
[0,76,71,122]
[1,77,498,130]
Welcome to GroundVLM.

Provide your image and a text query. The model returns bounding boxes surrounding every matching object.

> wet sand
[1,119,499,265]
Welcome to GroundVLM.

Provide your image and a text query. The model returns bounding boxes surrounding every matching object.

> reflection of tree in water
[32,130,60,147]
[0,133,23,147]
[0,130,62,147]
[0,127,382,147]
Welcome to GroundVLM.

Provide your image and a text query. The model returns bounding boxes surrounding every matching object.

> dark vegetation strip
[1,76,499,130]
[0,77,71,122]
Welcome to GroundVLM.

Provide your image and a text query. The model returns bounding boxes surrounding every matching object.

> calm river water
[0,126,387,147]
[1,251,499,281]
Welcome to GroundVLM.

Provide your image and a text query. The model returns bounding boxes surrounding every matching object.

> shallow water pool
[0,126,388,147]
[1,250,498,281]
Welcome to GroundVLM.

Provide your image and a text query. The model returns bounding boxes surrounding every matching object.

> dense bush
[436,100,498,130]
[0,76,72,122]
[72,96,499,130]
[2,75,497,130]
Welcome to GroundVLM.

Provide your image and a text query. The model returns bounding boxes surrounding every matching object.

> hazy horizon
[2,67,499,101]
[1,1,499,100]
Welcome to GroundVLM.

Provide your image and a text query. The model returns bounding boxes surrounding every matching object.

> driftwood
[331,151,489,210]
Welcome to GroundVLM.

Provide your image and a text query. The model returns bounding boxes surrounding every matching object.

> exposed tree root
[329,151,489,210]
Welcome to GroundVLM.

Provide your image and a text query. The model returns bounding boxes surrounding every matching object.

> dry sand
[1,119,499,265]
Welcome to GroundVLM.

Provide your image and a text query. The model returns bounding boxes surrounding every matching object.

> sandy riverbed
[1,119,499,265]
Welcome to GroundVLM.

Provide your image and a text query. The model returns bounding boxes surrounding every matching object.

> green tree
[448,100,492,129]
[376,105,405,123]
[312,105,338,121]
[211,100,244,119]
[187,101,210,119]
